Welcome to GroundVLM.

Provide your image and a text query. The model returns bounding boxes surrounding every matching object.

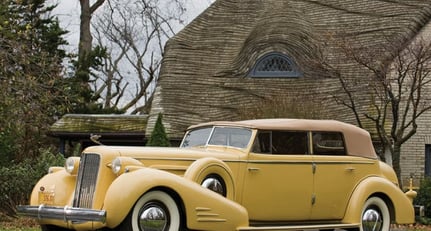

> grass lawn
[0,216,38,231]
[393,224,431,231]
[0,228,39,231]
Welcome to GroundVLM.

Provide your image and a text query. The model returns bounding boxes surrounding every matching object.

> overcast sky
[45,0,214,112]
[47,0,214,52]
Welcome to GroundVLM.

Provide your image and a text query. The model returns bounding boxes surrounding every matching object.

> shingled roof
[47,114,149,155]
[50,114,148,136]
[147,0,431,138]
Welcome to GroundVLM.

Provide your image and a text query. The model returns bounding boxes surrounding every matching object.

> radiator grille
[73,153,100,208]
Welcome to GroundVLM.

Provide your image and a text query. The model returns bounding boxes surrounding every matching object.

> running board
[238,223,360,230]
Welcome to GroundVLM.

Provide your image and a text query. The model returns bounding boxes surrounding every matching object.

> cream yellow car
[18,119,416,231]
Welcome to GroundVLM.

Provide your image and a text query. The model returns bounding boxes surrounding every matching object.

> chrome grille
[73,153,100,208]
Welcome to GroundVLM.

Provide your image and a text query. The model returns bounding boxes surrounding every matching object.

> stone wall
[400,22,431,187]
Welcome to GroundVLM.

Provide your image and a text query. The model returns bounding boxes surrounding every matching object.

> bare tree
[324,35,431,185]
[77,0,106,80]
[91,0,187,114]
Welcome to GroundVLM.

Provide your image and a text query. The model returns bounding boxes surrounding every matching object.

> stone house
[146,0,431,185]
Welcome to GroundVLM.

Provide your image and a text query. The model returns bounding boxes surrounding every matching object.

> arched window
[249,52,301,78]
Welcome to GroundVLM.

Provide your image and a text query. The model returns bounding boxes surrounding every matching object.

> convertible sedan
[18,119,416,231]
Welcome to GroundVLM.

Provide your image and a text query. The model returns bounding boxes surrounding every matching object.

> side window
[272,131,308,154]
[312,132,345,155]
[252,132,271,153]
[252,131,308,154]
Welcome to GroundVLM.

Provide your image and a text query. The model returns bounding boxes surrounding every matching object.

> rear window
[312,132,346,155]
[251,130,346,155]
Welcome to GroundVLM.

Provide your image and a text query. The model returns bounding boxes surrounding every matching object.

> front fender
[342,176,415,225]
[103,167,249,230]
[29,169,76,207]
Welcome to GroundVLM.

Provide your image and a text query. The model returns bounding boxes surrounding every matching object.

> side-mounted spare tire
[184,157,236,200]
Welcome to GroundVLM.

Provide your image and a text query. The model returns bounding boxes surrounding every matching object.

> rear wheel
[119,190,181,231]
[359,197,390,231]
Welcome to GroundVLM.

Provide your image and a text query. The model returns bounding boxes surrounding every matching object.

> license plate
[38,191,55,205]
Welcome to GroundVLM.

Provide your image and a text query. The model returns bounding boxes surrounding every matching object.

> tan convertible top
[188,119,377,159]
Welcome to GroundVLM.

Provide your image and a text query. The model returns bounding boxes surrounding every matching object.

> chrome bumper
[17,205,106,223]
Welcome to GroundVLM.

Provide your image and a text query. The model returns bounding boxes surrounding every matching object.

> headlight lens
[65,157,80,175]
[111,158,122,175]
[110,157,144,175]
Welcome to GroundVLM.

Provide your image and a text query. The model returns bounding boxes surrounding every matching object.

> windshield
[181,127,252,149]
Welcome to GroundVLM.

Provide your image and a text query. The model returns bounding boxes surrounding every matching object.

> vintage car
[18,119,416,231]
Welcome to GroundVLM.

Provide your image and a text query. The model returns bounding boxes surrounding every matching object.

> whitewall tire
[360,197,390,231]
[126,190,181,231]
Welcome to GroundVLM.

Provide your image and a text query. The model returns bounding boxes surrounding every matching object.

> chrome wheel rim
[202,176,225,196]
[139,201,170,231]
[362,207,382,231]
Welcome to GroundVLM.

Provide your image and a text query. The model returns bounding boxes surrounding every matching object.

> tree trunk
[391,143,403,188]
[78,0,92,82]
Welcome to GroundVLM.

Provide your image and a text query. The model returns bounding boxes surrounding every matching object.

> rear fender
[103,167,249,230]
[342,176,415,225]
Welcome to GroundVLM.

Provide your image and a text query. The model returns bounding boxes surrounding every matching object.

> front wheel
[119,190,181,231]
[359,197,390,231]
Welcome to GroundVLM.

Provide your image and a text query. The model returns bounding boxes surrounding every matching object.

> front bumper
[17,205,106,223]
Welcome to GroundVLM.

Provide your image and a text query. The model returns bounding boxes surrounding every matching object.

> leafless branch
[90,0,187,113]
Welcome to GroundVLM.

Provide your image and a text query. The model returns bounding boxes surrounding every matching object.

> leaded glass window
[249,52,301,78]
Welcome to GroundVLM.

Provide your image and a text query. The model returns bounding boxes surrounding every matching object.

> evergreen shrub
[414,177,431,223]
[0,150,64,217]
[146,113,171,147]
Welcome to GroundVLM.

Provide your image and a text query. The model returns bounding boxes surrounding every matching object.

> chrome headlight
[110,157,144,175]
[65,157,80,175]
[111,158,122,175]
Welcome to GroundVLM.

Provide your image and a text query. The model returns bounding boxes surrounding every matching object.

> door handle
[346,166,356,171]
[248,167,260,172]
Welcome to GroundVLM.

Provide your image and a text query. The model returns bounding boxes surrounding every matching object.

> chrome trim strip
[16,205,106,223]
[247,160,374,165]
[238,223,360,230]
[135,157,375,165]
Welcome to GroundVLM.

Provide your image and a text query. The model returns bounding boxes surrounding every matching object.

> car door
[310,131,376,220]
[241,131,314,221]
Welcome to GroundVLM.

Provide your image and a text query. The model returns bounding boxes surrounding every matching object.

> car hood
[83,145,244,161]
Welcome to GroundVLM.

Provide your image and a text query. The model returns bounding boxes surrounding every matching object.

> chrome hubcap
[202,177,225,196]
[362,208,382,231]
[139,202,169,231]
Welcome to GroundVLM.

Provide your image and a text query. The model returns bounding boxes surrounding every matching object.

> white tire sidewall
[131,191,180,231]
[360,197,390,231]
